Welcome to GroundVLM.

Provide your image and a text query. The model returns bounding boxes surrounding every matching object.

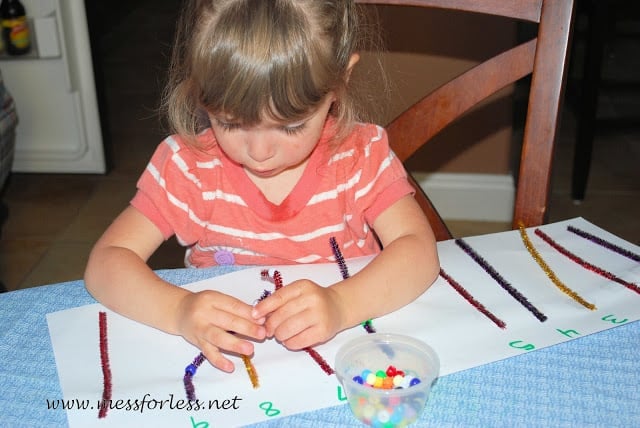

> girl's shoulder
[326,122,391,175]
[147,129,226,182]
[349,121,385,139]
[154,129,221,162]
[340,122,390,158]
[343,122,387,147]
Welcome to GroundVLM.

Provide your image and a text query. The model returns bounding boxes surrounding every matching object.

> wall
[356,5,518,221]
[3,0,105,173]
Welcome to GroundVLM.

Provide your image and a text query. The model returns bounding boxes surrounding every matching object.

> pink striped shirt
[131,121,414,267]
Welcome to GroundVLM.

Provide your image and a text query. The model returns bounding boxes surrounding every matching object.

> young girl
[85,0,439,373]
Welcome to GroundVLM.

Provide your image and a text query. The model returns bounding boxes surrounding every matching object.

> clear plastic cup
[335,333,440,427]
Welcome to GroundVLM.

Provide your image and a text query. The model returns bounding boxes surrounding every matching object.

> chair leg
[572,0,608,202]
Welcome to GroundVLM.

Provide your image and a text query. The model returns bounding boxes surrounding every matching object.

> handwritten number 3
[259,401,281,417]
[602,314,628,324]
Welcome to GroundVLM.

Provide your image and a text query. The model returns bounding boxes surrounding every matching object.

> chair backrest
[356,0,575,240]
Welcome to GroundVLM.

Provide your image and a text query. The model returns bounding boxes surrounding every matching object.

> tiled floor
[0,3,638,292]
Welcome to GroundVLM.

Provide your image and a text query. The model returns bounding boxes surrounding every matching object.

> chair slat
[387,39,537,162]
[356,0,575,239]
[515,0,575,227]
[356,0,543,23]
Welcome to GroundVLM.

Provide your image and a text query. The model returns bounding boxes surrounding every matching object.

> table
[1,265,639,427]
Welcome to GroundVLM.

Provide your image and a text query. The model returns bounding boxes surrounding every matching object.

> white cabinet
[1,0,105,173]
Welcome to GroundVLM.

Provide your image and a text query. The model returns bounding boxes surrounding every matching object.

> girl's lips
[248,168,278,178]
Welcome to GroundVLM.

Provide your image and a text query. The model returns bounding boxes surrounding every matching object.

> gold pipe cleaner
[242,354,260,389]
[518,223,596,310]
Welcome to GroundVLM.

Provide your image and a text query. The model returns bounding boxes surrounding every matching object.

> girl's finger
[200,343,235,373]
[206,326,255,356]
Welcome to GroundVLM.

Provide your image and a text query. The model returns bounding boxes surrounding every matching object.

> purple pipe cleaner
[455,238,547,322]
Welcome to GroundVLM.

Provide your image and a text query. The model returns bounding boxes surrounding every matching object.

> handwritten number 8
[259,401,281,417]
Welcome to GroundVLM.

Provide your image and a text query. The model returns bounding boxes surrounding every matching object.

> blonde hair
[162,0,375,146]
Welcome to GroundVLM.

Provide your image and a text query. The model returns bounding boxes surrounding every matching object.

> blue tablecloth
[1,266,638,427]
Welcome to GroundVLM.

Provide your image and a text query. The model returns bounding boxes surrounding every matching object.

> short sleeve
[130,136,205,242]
[351,125,415,226]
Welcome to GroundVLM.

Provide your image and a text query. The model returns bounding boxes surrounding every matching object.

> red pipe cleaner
[263,269,335,375]
[535,228,640,295]
[439,268,507,329]
[304,347,335,375]
[273,270,283,290]
[98,311,112,419]
[261,269,283,290]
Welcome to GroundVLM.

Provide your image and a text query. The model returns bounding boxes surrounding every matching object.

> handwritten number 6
[259,401,281,417]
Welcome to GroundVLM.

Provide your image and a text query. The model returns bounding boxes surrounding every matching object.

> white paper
[47,218,640,427]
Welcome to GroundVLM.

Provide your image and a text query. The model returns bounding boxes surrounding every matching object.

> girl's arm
[253,194,439,349]
[84,205,266,372]
[330,194,440,327]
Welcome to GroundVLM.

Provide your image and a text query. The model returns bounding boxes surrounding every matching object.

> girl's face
[209,95,334,179]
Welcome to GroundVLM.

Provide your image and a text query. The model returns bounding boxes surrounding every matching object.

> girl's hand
[176,290,267,372]
[251,279,345,350]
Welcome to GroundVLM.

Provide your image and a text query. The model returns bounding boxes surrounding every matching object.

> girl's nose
[246,133,275,163]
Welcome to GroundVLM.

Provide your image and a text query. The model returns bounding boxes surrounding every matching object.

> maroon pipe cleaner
[98,311,113,418]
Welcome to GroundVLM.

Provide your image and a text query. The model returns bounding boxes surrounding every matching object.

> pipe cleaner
[567,225,640,263]
[183,352,206,401]
[242,355,260,388]
[535,228,640,296]
[455,238,548,322]
[98,311,113,419]
[183,281,271,401]
[261,268,283,290]
[439,268,506,329]
[262,269,335,375]
[329,237,376,333]
[518,223,596,310]
[304,347,335,375]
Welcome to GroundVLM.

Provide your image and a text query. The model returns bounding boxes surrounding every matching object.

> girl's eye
[215,118,241,131]
[282,122,306,135]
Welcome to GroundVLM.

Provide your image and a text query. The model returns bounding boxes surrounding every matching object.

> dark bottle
[1,0,30,55]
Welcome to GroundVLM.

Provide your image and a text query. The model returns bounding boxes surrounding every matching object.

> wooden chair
[356,0,576,240]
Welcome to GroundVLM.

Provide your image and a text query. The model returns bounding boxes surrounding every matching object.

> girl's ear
[346,53,360,81]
